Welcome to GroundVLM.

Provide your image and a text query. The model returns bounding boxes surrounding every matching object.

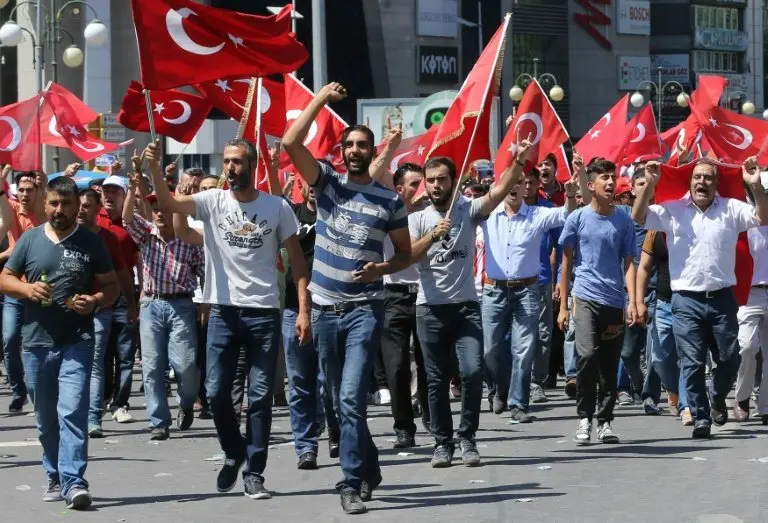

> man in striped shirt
[283,82,412,515]
[123,178,204,442]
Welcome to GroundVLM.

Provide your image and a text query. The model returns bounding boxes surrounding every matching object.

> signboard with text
[417,46,459,85]
[651,54,691,84]
[694,28,748,52]
[618,56,651,90]
[416,0,458,38]
[617,0,650,35]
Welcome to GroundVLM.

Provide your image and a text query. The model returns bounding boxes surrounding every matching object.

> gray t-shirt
[6,225,113,348]
[193,189,299,309]
[409,197,487,305]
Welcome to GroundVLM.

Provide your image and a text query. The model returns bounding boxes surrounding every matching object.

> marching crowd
[1,82,767,516]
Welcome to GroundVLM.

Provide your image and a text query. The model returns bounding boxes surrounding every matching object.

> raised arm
[480,138,533,215]
[0,187,12,241]
[369,122,402,190]
[144,141,197,217]
[268,141,284,197]
[122,174,138,225]
[743,156,768,225]
[283,82,347,186]
[631,160,659,226]
[572,153,590,206]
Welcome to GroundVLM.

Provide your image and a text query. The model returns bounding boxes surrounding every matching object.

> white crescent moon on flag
[286,109,318,146]
[49,115,62,137]
[390,151,411,172]
[676,128,686,150]
[74,141,105,153]
[0,116,21,152]
[599,112,611,128]
[166,8,225,56]
[232,79,272,114]
[162,100,192,125]
[513,113,543,146]
[630,123,646,143]
[722,124,753,150]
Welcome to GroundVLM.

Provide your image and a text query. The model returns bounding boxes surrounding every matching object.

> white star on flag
[214,79,232,93]
[325,153,334,161]
[66,125,81,137]
[709,117,718,127]
[153,103,166,114]
[228,34,245,48]
[590,130,601,139]
[417,145,425,156]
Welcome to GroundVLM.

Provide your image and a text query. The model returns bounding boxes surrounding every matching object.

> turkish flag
[617,104,662,166]
[0,94,43,171]
[574,95,629,165]
[554,144,572,183]
[280,73,348,172]
[377,126,438,173]
[494,79,568,178]
[692,74,728,107]
[44,93,121,162]
[196,76,286,137]
[656,159,751,305]
[690,103,768,165]
[131,0,308,90]
[427,15,510,178]
[253,128,273,194]
[118,81,212,143]
[39,83,99,148]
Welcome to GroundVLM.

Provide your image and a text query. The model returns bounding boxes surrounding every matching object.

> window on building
[694,51,740,74]
[694,6,740,30]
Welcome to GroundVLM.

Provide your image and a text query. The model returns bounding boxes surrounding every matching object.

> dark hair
[89,179,104,188]
[184,167,205,178]
[225,138,258,167]
[202,174,220,182]
[693,158,719,177]
[630,168,646,186]
[393,163,424,187]
[466,183,488,196]
[586,157,616,182]
[541,152,558,169]
[80,188,102,205]
[14,171,37,186]
[525,167,541,180]
[47,176,79,198]
[340,125,375,149]
[423,156,457,181]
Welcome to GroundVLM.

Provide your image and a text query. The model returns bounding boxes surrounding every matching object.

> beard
[429,190,452,208]
[227,171,252,192]
[50,214,74,231]
[343,153,372,176]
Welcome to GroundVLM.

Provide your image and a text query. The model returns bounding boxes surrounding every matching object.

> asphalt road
[1,370,767,523]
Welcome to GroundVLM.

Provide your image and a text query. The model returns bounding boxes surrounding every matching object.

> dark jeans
[573,297,625,423]
[104,297,137,408]
[2,296,27,401]
[619,293,650,395]
[380,286,420,436]
[313,301,383,493]
[196,306,209,410]
[205,305,280,480]
[671,289,741,424]
[416,301,483,447]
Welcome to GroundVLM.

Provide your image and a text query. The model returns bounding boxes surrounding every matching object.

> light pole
[722,88,755,115]
[508,58,566,104]
[630,67,688,131]
[0,0,108,171]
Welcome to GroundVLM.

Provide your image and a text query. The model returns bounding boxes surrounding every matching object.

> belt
[483,276,538,288]
[385,283,418,294]
[146,291,194,301]
[311,300,374,314]
[676,288,731,299]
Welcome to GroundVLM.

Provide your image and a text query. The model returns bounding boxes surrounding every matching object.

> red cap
[146,193,158,204]
[615,177,632,196]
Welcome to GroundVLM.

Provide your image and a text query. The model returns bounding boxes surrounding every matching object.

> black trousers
[379,286,426,435]
[573,297,625,423]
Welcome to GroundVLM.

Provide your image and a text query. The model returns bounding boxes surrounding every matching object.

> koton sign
[617,0,650,35]
[618,56,651,90]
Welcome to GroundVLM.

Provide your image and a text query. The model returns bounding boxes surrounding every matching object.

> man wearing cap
[123,176,204,441]
[98,174,139,424]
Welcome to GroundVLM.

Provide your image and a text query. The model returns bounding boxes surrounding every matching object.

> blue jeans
[671,289,740,423]
[532,282,553,385]
[24,339,93,497]
[563,297,578,379]
[313,301,383,493]
[619,292,651,394]
[139,297,199,429]
[108,297,137,408]
[645,299,688,409]
[2,296,27,400]
[88,309,113,427]
[482,284,540,410]
[417,301,483,446]
[282,308,336,457]
[206,306,280,480]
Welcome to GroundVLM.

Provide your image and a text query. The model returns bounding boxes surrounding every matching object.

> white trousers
[736,287,768,413]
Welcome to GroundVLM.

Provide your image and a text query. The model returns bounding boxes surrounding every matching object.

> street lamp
[509,58,565,103]
[0,0,108,171]
[631,67,687,131]
[722,89,755,115]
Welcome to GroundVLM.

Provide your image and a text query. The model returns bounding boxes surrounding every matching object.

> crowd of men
[1,82,767,515]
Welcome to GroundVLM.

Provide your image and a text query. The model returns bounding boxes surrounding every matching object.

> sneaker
[42,479,63,502]
[328,438,340,459]
[564,378,577,399]
[8,396,27,413]
[449,378,461,399]
[667,392,679,415]
[596,421,619,444]
[216,456,245,492]
[66,487,92,510]
[176,408,194,431]
[112,406,134,424]
[574,418,591,445]
[530,384,548,404]
[492,395,506,415]
[297,451,317,470]
[617,391,633,406]
[681,407,694,426]
[509,407,533,424]
[393,431,415,449]
[732,401,749,422]
[458,438,481,467]
[359,474,381,502]
[199,408,213,420]
[632,392,643,405]
[643,397,661,415]
[243,475,271,499]
[88,425,104,439]
[692,419,711,439]
[150,427,169,441]
[711,398,728,426]
[430,444,454,468]
[374,388,391,406]
[340,490,367,515]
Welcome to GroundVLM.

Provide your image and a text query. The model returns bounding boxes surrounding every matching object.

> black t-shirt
[643,230,671,302]
[6,225,113,348]
[284,200,316,310]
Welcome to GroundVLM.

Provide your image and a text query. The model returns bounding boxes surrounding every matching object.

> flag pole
[254,77,271,193]
[220,77,257,189]
[143,89,157,142]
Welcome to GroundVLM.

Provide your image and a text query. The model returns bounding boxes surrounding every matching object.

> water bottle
[40,273,52,308]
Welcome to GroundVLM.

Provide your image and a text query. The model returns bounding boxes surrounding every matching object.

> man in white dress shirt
[632,157,768,438]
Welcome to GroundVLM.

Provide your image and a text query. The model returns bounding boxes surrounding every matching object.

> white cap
[102,175,128,192]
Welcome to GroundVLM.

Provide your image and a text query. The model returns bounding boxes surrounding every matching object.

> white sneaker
[112,406,134,424]
[597,421,619,444]
[374,388,391,406]
[574,418,591,445]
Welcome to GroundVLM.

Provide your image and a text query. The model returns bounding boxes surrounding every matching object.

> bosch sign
[617,0,650,35]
